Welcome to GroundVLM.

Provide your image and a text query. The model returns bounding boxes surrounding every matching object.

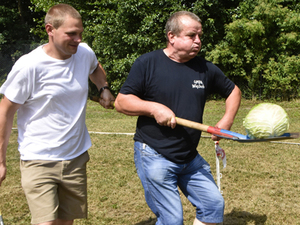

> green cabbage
[243,103,289,139]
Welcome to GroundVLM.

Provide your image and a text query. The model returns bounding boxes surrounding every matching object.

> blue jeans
[134,141,224,225]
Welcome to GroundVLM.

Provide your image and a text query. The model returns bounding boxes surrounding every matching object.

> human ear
[45,24,54,36]
[168,31,176,44]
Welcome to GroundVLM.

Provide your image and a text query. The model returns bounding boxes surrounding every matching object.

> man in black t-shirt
[115,11,241,225]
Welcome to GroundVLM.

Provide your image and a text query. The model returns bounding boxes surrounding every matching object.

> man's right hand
[150,102,177,129]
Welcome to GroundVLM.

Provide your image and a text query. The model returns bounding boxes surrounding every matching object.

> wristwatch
[98,86,110,97]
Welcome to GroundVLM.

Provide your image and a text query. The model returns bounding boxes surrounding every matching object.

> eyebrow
[65,29,84,34]
[186,30,203,36]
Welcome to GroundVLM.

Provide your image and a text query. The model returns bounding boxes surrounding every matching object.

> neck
[43,42,72,60]
[163,48,190,63]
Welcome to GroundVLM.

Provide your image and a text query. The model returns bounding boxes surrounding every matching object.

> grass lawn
[1,99,300,224]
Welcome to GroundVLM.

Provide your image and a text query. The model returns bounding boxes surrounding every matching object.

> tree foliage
[1,0,299,100]
[0,0,43,80]
[29,0,240,96]
[207,0,300,100]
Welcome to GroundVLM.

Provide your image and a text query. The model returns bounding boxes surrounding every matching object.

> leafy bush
[207,0,300,100]
[1,0,299,100]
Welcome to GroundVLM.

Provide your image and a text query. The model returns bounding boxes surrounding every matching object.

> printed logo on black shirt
[192,80,205,89]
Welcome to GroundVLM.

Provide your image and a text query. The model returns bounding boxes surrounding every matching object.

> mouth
[192,45,200,50]
[190,48,200,54]
[70,44,79,49]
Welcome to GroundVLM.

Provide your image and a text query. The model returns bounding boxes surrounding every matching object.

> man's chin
[189,51,199,56]
[69,45,79,53]
[67,49,78,56]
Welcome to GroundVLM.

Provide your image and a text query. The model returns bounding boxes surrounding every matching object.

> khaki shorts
[20,151,90,224]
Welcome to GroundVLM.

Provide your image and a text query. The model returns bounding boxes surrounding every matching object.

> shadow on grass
[134,209,267,225]
[135,217,156,225]
[223,209,267,225]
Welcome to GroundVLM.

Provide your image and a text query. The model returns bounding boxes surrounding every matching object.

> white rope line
[12,128,135,136]
[268,141,300,145]
[11,128,300,145]
[89,131,135,135]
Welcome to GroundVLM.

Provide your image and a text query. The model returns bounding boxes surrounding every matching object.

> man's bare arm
[115,93,176,128]
[0,96,20,186]
[89,63,115,109]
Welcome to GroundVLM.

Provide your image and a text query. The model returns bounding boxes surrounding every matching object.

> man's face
[171,16,203,62]
[50,15,84,59]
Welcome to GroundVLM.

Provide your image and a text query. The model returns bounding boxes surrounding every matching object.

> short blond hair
[165,11,202,41]
[45,4,81,29]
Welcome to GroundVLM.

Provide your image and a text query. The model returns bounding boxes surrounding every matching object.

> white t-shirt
[0,43,98,160]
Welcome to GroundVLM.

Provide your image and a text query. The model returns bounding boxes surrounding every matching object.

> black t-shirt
[120,49,235,163]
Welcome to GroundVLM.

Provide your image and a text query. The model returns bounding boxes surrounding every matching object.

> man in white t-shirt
[0,4,114,225]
